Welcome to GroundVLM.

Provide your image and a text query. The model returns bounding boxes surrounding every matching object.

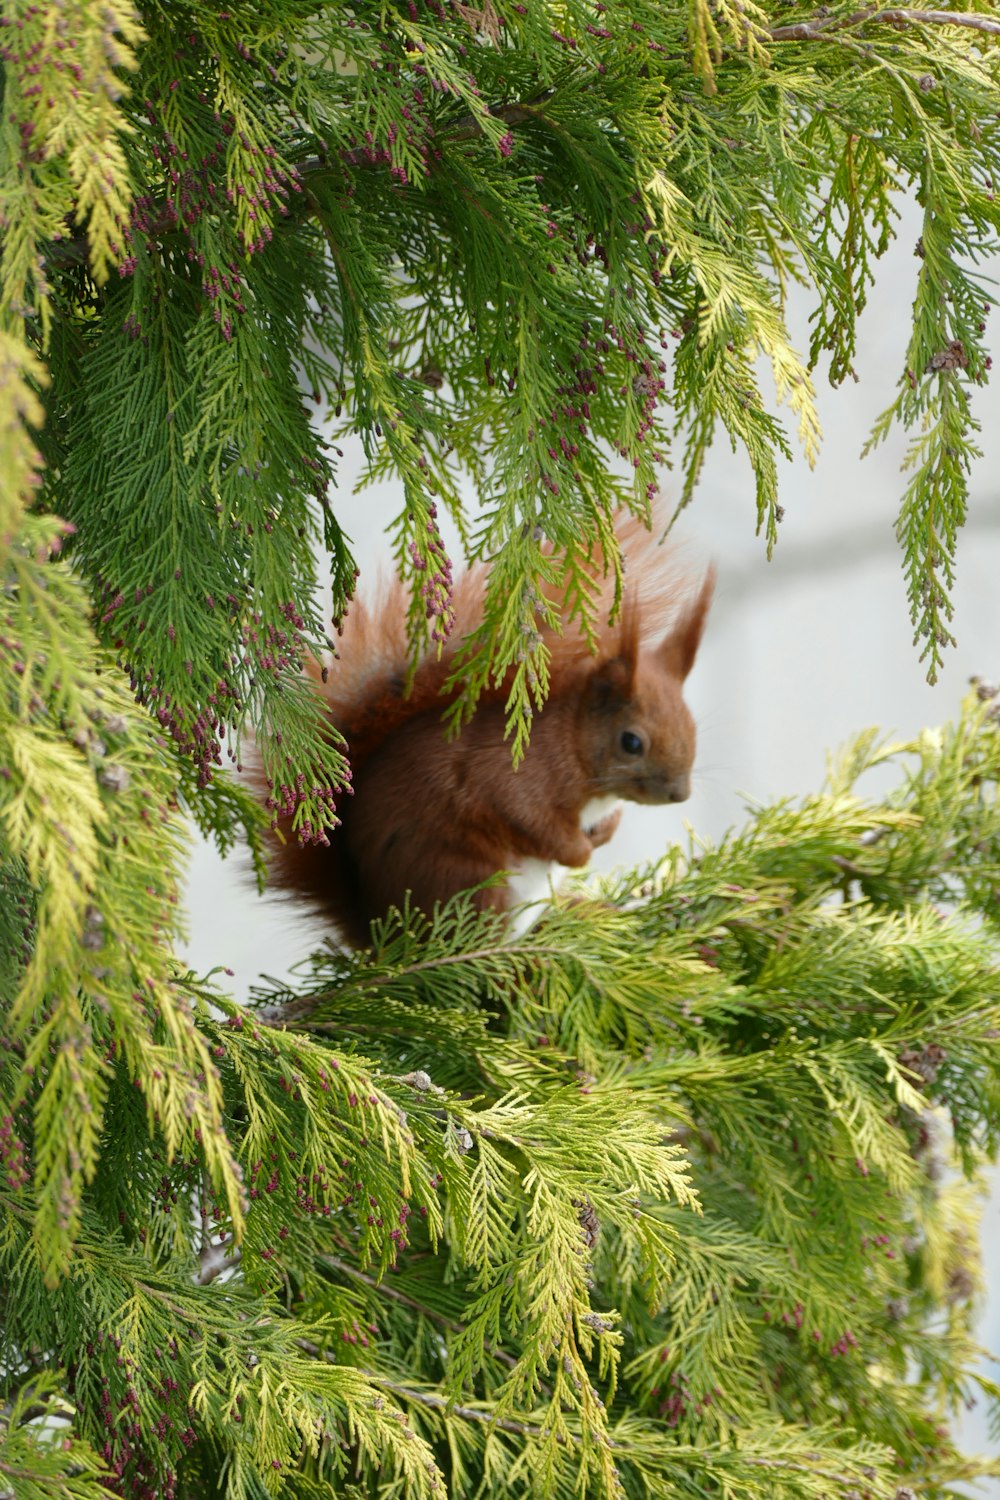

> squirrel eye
[620,730,644,756]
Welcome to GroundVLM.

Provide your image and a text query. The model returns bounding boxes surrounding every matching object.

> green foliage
[2,0,999,836]
[0,509,249,1286]
[4,3,1000,1499]
[6,691,1000,1498]
[0,1372,108,1500]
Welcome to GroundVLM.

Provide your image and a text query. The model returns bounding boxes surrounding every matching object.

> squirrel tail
[314,508,700,752]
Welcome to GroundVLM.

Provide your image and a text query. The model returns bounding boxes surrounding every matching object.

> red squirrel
[262,521,713,946]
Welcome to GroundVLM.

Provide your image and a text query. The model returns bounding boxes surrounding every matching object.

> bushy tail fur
[313,514,700,769]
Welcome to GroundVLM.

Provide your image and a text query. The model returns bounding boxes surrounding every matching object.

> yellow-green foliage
[3,4,1000,1498]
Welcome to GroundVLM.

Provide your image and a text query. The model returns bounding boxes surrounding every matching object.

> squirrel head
[577,568,714,806]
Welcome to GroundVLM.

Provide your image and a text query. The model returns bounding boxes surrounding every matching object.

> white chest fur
[505,797,623,939]
[579,794,625,829]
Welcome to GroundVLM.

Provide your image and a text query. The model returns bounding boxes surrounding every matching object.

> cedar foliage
[3,2,1000,1497]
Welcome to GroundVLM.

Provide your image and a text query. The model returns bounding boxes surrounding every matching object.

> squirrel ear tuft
[657,566,715,680]
[589,593,640,704]
[617,592,641,677]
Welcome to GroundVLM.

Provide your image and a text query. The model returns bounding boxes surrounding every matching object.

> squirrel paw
[585,805,623,848]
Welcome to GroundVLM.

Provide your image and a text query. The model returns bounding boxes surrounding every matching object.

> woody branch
[768,7,1000,41]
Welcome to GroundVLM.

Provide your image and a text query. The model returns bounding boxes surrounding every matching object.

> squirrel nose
[664,773,691,803]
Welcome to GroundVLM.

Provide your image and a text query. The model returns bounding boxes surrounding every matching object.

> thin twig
[0,1397,55,1428]
[375,1383,888,1489]
[195,1238,241,1285]
[369,1374,553,1439]
[256,941,575,1029]
[769,7,1000,41]
[0,1458,68,1483]
[741,1454,879,1485]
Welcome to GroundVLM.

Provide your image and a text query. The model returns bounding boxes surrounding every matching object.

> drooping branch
[37,0,1000,283]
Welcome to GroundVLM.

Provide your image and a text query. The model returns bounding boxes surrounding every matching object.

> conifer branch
[300,1349,558,1442]
[302,1350,908,1490]
[257,938,577,1030]
[5,6,1000,1496]
[367,1376,560,1441]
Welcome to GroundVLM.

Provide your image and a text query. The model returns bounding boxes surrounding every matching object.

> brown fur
[262,520,713,946]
